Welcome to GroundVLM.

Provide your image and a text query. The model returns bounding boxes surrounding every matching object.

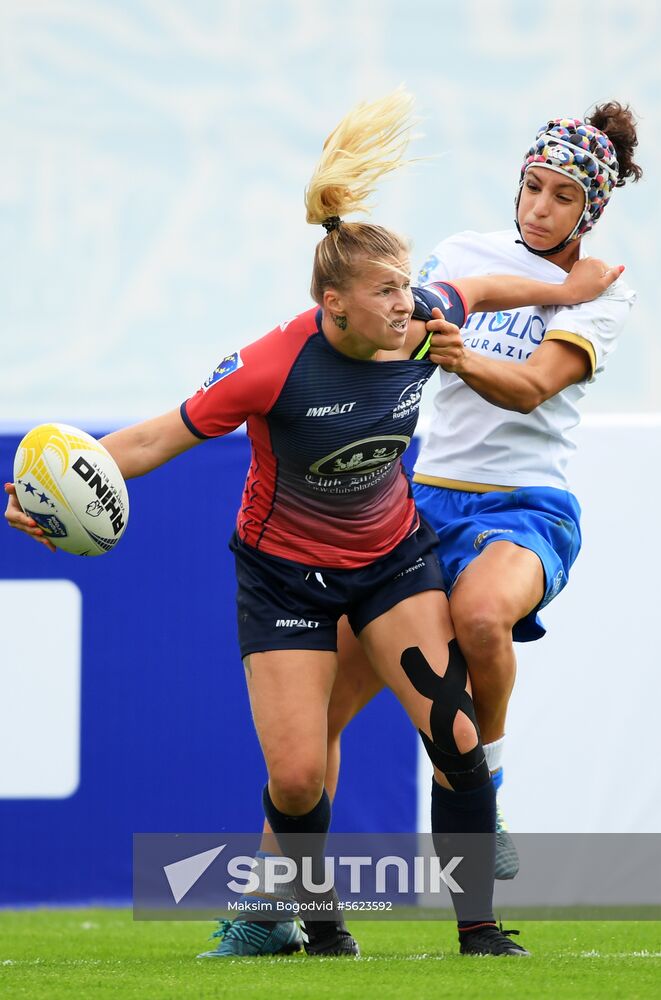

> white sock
[483,735,506,773]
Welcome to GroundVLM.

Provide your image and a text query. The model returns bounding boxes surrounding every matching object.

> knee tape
[401,639,489,791]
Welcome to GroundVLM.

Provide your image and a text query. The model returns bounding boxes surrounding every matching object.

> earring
[332,314,348,331]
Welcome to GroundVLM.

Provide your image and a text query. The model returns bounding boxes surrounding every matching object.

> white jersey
[414,230,636,491]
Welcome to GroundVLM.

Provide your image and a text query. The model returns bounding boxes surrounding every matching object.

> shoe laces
[210,919,233,940]
[498,920,520,938]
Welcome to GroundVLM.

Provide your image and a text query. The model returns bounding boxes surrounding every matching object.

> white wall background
[417,417,661,834]
[504,417,661,833]
[1,0,659,430]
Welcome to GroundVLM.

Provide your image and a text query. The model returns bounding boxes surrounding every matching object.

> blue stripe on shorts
[411,483,582,642]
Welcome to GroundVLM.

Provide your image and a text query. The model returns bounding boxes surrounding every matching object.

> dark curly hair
[586,101,642,187]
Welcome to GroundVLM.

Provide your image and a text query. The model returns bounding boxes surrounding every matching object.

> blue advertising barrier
[0,432,417,904]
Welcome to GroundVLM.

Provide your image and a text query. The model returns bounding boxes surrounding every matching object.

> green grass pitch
[0,910,659,999]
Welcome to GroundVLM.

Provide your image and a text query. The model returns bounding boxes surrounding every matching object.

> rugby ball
[13,423,129,556]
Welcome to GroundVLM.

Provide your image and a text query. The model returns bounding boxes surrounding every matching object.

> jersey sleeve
[410,281,467,360]
[544,278,637,382]
[181,328,287,438]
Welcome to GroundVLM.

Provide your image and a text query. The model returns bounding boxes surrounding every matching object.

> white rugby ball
[13,423,129,556]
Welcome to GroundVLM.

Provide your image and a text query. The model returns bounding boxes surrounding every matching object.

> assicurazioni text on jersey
[181,283,465,568]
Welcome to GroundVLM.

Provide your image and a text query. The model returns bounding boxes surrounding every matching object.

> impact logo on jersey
[201,352,243,392]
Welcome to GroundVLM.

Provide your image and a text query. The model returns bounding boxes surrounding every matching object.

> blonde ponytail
[306,89,417,304]
[305,88,417,224]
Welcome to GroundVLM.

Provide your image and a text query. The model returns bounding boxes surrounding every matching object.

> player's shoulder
[241,305,320,362]
[555,278,636,331]
[189,305,321,420]
[250,305,319,345]
[595,273,636,306]
[419,230,523,283]
[559,255,637,318]
[200,306,319,397]
[430,229,515,255]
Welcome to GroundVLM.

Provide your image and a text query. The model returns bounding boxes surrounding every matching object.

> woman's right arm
[99,408,202,479]
[4,408,201,549]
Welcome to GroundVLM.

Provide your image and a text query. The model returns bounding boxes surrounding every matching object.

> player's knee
[453,601,513,656]
[401,640,489,792]
[268,764,326,816]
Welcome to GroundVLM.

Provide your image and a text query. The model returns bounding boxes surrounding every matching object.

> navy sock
[262,785,332,894]
[431,778,496,926]
[262,785,331,837]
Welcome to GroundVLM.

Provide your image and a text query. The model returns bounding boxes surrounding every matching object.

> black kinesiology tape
[401,639,490,791]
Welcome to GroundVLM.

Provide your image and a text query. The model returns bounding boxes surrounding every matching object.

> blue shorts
[411,483,582,642]
[229,517,445,657]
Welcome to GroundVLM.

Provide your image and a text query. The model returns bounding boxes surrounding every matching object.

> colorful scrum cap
[519,117,620,242]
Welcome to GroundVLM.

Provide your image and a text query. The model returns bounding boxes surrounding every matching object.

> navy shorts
[229,517,445,657]
[412,482,582,642]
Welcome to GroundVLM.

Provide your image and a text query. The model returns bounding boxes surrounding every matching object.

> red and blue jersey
[181,282,465,568]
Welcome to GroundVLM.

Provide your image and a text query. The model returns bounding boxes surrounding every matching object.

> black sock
[431,777,496,927]
[262,784,331,837]
[262,785,332,896]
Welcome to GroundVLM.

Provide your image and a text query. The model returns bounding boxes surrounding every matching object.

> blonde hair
[305,89,417,304]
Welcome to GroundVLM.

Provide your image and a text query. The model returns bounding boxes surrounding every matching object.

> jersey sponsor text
[306,402,357,417]
[275,618,320,628]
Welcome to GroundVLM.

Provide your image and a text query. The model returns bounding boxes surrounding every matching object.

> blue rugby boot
[197,918,303,958]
